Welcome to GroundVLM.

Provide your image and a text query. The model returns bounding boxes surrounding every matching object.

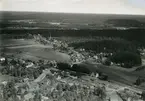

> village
[0,34,145,101]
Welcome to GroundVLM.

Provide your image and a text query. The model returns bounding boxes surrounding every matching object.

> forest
[1,29,145,46]
[69,37,142,68]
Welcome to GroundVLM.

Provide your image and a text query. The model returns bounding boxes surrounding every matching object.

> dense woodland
[69,38,143,68]
[70,39,141,53]
[1,29,145,45]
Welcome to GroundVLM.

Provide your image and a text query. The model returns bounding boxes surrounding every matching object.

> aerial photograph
[0,0,145,101]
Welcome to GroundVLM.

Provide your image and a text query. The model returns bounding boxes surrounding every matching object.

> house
[0,57,5,62]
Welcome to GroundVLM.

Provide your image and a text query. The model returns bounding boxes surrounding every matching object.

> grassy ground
[0,39,70,62]
[0,39,36,47]
[83,62,145,90]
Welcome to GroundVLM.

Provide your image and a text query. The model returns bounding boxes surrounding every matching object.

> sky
[0,0,145,15]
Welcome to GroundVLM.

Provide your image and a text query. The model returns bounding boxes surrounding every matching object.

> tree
[3,81,17,101]
[103,58,111,66]
[142,91,145,101]
[57,62,71,70]
[134,77,145,86]
[33,91,42,101]
[1,58,8,66]
[93,86,106,100]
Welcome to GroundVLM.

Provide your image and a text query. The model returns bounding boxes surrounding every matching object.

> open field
[0,39,70,63]
[81,62,145,90]
[0,39,36,47]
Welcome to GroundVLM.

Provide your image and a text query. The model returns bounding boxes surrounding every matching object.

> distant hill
[1,11,145,46]
[105,19,145,27]
[1,11,145,23]
[1,11,145,30]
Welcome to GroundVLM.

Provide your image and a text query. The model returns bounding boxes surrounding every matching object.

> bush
[2,81,17,101]
[57,62,71,70]
[71,64,91,74]
[94,86,106,99]
[142,91,145,100]
[103,59,111,66]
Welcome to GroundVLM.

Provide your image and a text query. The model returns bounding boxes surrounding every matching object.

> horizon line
[1,10,145,16]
